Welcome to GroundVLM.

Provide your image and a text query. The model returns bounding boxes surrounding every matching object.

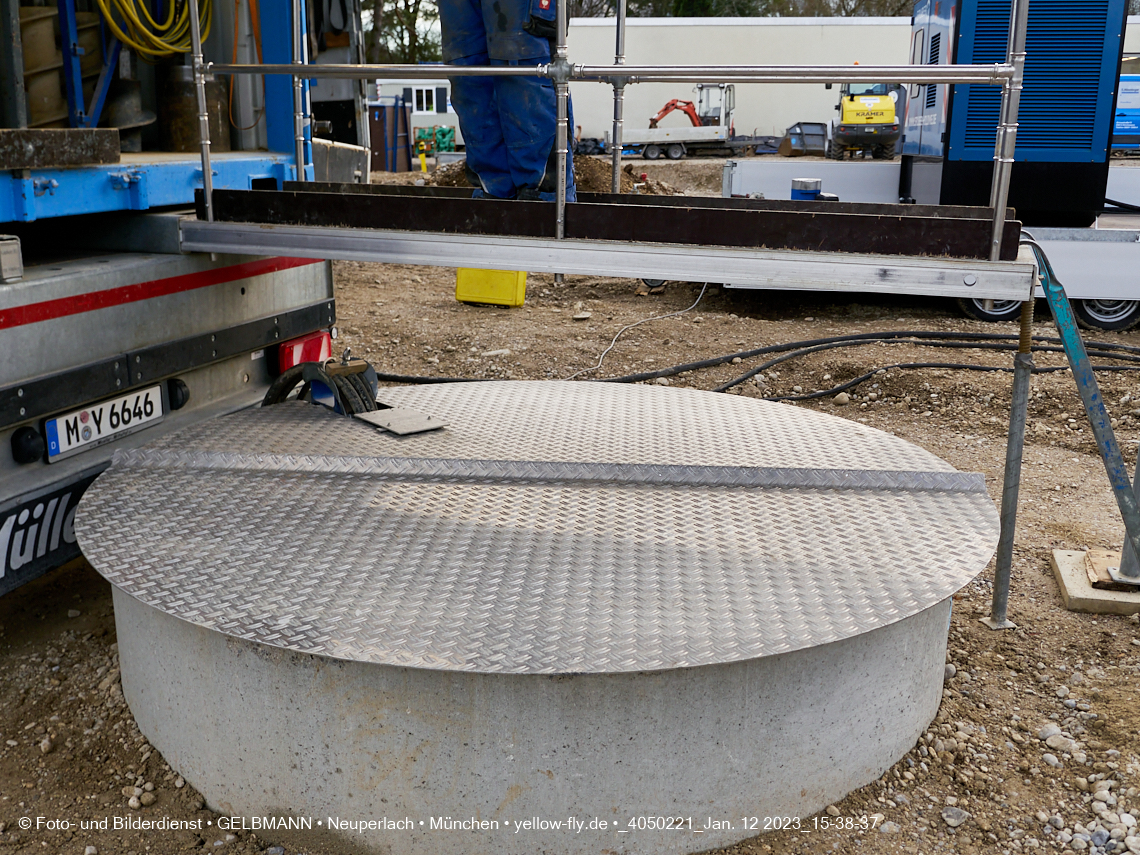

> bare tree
[364,0,441,63]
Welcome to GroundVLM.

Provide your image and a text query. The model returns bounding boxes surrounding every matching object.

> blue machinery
[0,0,310,223]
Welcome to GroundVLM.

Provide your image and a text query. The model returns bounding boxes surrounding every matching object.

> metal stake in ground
[983,299,1034,630]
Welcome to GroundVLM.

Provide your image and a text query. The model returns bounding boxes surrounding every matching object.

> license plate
[45,385,166,463]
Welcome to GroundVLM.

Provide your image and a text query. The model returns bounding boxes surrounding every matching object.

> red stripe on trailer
[0,257,322,330]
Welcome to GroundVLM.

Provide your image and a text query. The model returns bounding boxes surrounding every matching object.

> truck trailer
[0,0,367,594]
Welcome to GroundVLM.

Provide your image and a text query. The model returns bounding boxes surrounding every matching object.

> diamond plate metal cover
[75,381,998,674]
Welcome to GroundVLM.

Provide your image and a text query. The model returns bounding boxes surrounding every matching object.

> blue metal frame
[57,0,120,129]
[1,153,295,222]
[57,0,88,127]
[260,0,313,168]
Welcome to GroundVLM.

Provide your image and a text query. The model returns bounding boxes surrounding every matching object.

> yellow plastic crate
[455,268,527,307]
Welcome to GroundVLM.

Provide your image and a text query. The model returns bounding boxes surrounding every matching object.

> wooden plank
[1085,548,1140,591]
[0,128,120,169]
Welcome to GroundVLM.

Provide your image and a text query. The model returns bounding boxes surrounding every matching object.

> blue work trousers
[441,0,575,200]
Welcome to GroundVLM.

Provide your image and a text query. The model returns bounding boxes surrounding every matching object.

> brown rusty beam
[202,187,1021,260]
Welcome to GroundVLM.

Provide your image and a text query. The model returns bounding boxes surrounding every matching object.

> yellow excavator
[826,82,902,160]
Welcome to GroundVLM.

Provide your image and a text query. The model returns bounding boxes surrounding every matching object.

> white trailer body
[623,126,730,145]
[722,158,1140,327]
[0,213,335,595]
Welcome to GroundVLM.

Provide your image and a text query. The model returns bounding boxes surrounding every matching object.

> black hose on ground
[362,329,1140,401]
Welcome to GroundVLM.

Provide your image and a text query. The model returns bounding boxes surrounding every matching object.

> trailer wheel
[1073,299,1140,332]
[666,144,685,160]
[643,145,662,160]
[872,142,896,160]
[956,297,1024,323]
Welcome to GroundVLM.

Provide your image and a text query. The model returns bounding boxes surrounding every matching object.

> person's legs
[492,66,576,202]
[440,0,514,198]
[482,0,576,201]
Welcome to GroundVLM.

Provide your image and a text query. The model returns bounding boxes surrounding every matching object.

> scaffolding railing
[187,0,1028,260]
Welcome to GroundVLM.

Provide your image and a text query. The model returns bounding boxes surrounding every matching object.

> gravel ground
[3,162,1140,855]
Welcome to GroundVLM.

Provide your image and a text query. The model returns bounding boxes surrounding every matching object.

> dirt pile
[425,156,677,195]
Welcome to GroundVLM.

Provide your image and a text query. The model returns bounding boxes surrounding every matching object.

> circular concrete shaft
[77,381,999,854]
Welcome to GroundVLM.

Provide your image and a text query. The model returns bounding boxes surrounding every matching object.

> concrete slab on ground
[1050,549,1140,614]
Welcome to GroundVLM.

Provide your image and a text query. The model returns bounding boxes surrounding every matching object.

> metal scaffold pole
[611,0,627,195]
[554,0,569,239]
[292,0,307,181]
[983,0,1030,630]
[188,0,213,221]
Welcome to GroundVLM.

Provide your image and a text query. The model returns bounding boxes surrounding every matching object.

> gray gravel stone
[1044,753,1063,768]
[879,821,901,833]
[941,807,970,828]
[1094,829,1111,846]
[1048,734,1077,753]
[1039,724,1063,740]
[945,663,957,681]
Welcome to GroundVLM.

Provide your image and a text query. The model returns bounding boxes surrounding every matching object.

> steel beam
[210,62,1013,86]
[180,218,1037,301]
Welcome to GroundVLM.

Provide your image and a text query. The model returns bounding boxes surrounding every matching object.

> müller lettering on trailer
[0,491,77,579]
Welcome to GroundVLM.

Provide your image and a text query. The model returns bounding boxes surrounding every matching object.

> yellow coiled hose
[94,0,212,57]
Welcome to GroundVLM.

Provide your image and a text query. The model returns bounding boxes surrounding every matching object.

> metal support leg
[983,299,1034,630]
[987,0,1028,262]
[1027,241,1140,579]
[292,0,307,181]
[188,0,213,222]
[1121,464,1140,577]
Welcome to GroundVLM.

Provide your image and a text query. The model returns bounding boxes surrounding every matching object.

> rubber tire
[666,144,684,160]
[1073,298,1140,332]
[956,297,1025,323]
[333,374,366,415]
[642,278,666,289]
[827,139,845,160]
[872,142,896,160]
[347,372,378,411]
[643,145,662,160]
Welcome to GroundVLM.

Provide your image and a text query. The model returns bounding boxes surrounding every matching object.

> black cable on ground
[363,329,1140,395]
[764,363,1140,403]
[713,339,1140,393]
[375,371,490,384]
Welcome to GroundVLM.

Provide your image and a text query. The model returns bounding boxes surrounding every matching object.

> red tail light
[276,330,332,374]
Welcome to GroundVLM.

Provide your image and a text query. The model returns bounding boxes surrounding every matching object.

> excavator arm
[648,99,702,129]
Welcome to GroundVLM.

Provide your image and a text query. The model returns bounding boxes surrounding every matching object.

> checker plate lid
[75,381,998,674]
